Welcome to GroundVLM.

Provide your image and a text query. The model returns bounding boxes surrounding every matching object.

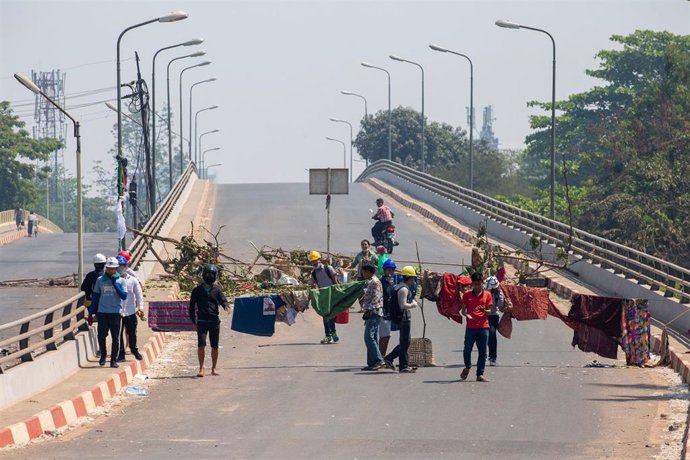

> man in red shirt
[460,272,493,382]
[371,198,394,243]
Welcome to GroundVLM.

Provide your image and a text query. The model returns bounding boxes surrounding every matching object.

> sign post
[309,168,348,258]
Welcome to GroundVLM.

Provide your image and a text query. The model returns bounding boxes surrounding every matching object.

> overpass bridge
[1,161,689,458]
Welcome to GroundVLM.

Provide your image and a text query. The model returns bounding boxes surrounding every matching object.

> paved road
[6,183,677,459]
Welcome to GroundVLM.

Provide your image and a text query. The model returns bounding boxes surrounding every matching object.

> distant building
[480,105,499,149]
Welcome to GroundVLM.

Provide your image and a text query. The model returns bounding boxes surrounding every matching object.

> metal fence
[0,209,63,234]
[359,160,690,303]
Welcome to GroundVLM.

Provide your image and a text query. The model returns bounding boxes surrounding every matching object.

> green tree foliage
[0,101,62,211]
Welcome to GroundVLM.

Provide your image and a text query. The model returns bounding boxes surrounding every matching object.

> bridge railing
[359,160,690,303]
[0,210,63,234]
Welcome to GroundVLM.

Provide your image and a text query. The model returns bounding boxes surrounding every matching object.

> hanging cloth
[436,272,463,324]
[619,299,651,366]
[310,281,366,320]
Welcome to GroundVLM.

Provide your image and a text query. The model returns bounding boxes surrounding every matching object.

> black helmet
[202,264,219,276]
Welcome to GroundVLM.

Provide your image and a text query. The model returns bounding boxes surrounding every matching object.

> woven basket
[408,337,435,367]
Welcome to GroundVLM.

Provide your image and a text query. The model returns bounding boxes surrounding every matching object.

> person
[27,211,38,237]
[359,263,385,371]
[460,272,493,382]
[14,206,22,231]
[116,255,144,362]
[350,239,378,281]
[189,264,228,377]
[379,258,397,356]
[485,276,507,366]
[308,250,340,344]
[371,198,394,243]
[375,245,389,276]
[117,250,138,279]
[384,266,419,373]
[81,253,106,311]
[88,256,128,368]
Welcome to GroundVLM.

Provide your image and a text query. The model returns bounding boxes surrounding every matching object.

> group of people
[80,251,144,368]
[13,207,38,237]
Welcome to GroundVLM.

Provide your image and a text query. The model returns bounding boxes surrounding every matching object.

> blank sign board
[309,168,349,195]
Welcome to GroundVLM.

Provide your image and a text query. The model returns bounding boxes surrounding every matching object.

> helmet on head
[400,266,416,277]
[376,245,386,254]
[484,276,499,290]
[307,250,321,262]
[118,250,132,262]
[116,255,128,266]
[93,253,106,264]
[105,257,119,268]
[383,259,397,270]
[202,264,219,283]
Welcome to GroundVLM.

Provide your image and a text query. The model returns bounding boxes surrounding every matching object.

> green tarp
[310,281,367,320]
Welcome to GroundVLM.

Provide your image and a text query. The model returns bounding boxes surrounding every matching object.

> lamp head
[206,77,217,82]
[159,11,188,22]
[197,61,211,67]
[361,62,373,68]
[329,117,341,122]
[183,38,204,46]
[389,55,405,62]
[209,105,219,110]
[495,19,521,29]
[189,51,206,58]
[14,72,40,94]
[105,102,117,112]
[340,90,353,95]
[429,43,449,53]
[210,129,220,133]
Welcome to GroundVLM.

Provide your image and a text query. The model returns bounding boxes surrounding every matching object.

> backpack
[387,284,407,325]
[311,264,336,287]
[382,277,396,320]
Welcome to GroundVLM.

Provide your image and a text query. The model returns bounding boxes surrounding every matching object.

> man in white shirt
[116,255,144,361]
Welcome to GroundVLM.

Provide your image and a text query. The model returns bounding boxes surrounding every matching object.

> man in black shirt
[80,253,106,313]
[189,264,228,377]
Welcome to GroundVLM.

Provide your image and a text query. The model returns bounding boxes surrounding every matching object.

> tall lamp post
[166,51,206,189]
[325,137,347,168]
[201,147,220,179]
[390,55,425,172]
[496,19,557,220]
[198,129,219,170]
[361,62,392,161]
[189,78,216,163]
[179,61,211,175]
[151,37,203,207]
[194,105,219,164]
[340,90,368,119]
[329,118,354,182]
[15,73,84,281]
[205,163,222,181]
[429,44,475,190]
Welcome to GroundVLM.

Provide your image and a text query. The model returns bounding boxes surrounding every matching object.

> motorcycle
[370,209,399,254]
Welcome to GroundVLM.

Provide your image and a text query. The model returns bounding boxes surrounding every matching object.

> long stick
[415,241,427,339]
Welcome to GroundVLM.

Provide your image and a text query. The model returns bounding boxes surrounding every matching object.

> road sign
[309,168,348,195]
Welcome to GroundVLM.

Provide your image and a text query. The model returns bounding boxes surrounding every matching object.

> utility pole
[133,52,155,216]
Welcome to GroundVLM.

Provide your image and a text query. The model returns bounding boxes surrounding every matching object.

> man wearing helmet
[484,276,507,366]
[80,253,106,309]
[116,255,144,362]
[189,264,228,377]
[379,258,398,356]
[88,256,128,368]
[117,250,138,280]
[308,250,340,344]
[383,266,419,373]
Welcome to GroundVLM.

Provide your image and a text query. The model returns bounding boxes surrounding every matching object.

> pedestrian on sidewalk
[460,272,493,382]
[116,255,144,362]
[384,266,419,373]
[379,258,397,356]
[14,206,22,231]
[309,250,340,344]
[189,264,228,377]
[27,211,37,237]
[81,253,106,311]
[360,263,385,371]
[484,276,507,366]
[351,239,378,281]
[88,257,128,368]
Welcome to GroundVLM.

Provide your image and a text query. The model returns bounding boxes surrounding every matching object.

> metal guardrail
[0,292,86,373]
[359,160,690,303]
[0,209,63,234]
[128,162,197,269]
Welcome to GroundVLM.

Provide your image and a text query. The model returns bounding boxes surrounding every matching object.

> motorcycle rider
[371,198,394,245]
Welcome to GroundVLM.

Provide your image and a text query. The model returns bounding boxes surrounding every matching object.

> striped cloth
[148,300,195,332]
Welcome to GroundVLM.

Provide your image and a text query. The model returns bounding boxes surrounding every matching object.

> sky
[1,0,688,191]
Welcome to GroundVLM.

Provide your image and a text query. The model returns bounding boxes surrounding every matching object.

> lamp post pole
[201,147,221,179]
[189,78,216,164]
[205,163,222,180]
[361,63,391,161]
[179,61,211,176]
[390,55,425,172]
[329,118,354,182]
[194,105,219,165]
[496,19,557,220]
[326,137,347,168]
[198,129,219,172]
[429,44,474,189]
[340,90,368,119]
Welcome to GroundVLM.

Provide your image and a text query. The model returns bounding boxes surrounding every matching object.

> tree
[0,101,62,212]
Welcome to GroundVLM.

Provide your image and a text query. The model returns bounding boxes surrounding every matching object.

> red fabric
[436,272,463,324]
[567,294,623,359]
[497,312,512,339]
[459,277,472,286]
[335,309,349,324]
[462,289,493,329]
[500,284,551,320]
[496,267,507,283]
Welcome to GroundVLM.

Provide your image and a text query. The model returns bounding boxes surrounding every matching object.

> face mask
[117,266,126,275]
[203,273,216,284]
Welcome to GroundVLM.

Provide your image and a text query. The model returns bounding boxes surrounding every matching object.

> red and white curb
[0,332,166,448]
[0,230,26,247]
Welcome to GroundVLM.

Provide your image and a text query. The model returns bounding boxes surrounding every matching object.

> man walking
[360,263,385,371]
[189,264,228,377]
[88,257,127,368]
[384,266,418,373]
[81,253,106,311]
[484,276,506,366]
[116,255,144,362]
[309,250,340,344]
[379,258,397,356]
[460,272,493,382]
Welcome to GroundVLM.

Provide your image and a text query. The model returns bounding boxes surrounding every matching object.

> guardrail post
[62,302,75,341]
[19,321,34,362]
[44,311,57,351]
[76,297,89,332]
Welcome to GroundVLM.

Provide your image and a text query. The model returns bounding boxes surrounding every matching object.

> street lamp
[193,104,218,165]
[329,118,354,182]
[205,163,222,181]
[117,11,188,249]
[151,38,203,208]
[429,43,475,190]
[390,54,426,172]
[189,78,217,164]
[166,50,206,189]
[325,137,347,168]
[496,19,557,220]
[179,61,211,175]
[201,147,221,179]
[15,72,84,282]
[361,62,392,161]
[340,90,368,119]
[198,129,219,172]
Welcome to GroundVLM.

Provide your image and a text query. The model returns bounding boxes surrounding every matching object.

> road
[4,183,680,459]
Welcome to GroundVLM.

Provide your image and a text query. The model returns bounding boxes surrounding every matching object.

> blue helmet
[383,259,397,269]
[116,255,128,266]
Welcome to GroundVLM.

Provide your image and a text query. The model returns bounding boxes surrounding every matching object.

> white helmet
[93,253,107,264]
[105,257,119,268]
[484,276,499,290]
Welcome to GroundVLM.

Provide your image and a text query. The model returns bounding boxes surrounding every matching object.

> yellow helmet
[307,250,321,262]
[400,266,417,277]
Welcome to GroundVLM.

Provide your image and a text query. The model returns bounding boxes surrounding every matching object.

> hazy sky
[1,0,688,190]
